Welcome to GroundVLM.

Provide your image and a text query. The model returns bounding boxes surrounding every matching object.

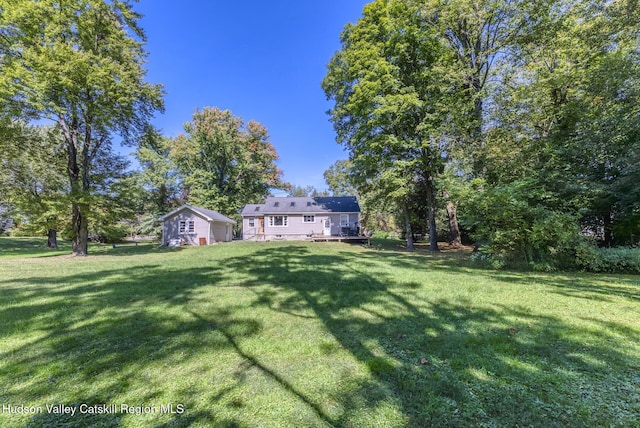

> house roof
[241,196,360,216]
[161,205,236,224]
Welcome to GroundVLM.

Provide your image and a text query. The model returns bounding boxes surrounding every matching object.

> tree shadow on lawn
[1,244,638,427]
[0,238,181,259]
[222,245,640,427]
[354,245,640,304]
[0,264,251,427]
[487,271,640,303]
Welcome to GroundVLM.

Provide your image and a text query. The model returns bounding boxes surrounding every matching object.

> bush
[461,178,586,271]
[469,248,507,269]
[576,244,640,273]
[373,230,400,239]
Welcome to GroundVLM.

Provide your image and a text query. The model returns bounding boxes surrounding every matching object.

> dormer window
[307,202,311,207]
[254,206,260,212]
[290,202,295,207]
[274,202,280,207]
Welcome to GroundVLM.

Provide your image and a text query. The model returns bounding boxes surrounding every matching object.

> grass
[0,237,639,427]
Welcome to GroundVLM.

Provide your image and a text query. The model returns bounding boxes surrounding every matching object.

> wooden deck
[311,235,371,245]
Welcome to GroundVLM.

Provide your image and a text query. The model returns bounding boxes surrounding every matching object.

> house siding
[242,217,263,241]
[211,222,230,243]
[243,213,360,241]
[241,197,361,241]
[264,214,323,239]
[163,209,210,245]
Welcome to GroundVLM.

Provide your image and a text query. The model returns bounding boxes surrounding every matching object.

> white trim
[269,215,288,227]
[179,220,196,234]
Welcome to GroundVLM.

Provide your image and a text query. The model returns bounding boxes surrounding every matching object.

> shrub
[462,178,585,271]
[373,230,400,239]
[576,244,640,273]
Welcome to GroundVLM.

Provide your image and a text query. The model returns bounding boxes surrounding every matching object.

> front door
[323,218,331,236]
[258,217,265,234]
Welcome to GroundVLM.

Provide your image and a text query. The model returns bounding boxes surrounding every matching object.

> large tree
[131,128,182,237]
[0,123,67,247]
[1,122,139,246]
[407,0,540,246]
[168,107,285,218]
[323,0,447,251]
[0,0,163,255]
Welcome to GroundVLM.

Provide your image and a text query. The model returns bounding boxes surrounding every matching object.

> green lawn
[1,237,639,427]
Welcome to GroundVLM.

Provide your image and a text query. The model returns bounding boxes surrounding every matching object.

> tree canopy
[325,0,640,267]
[0,0,164,255]
[168,107,286,219]
[323,0,449,250]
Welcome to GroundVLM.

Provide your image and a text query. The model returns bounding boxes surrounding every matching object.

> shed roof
[241,196,360,216]
[160,205,236,224]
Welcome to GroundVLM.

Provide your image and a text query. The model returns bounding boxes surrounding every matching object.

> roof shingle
[241,197,359,215]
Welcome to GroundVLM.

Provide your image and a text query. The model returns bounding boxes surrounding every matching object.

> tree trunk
[426,176,439,251]
[446,201,462,247]
[404,203,414,252]
[443,190,462,247]
[47,228,58,249]
[71,202,89,255]
[61,115,91,256]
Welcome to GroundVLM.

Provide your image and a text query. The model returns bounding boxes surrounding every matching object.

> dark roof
[241,197,359,216]
[161,205,236,224]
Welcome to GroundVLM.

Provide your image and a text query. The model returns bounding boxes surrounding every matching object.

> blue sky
[134,1,369,192]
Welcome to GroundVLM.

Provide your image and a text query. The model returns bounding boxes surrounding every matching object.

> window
[290,202,295,207]
[303,215,315,223]
[254,206,261,212]
[248,217,255,227]
[269,215,288,227]
[307,201,311,207]
[274,202,280,207]
[179,220,195,234]
[340,214,349,227]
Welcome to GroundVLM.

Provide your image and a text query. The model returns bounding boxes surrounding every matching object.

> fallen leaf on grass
[420,358,429,365]
[509,328,517,334]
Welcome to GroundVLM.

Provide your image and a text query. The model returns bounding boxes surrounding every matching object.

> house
[241,196,361,241]
[160,205,235,246]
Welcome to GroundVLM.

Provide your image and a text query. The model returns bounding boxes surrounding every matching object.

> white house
[241,196,361,241]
